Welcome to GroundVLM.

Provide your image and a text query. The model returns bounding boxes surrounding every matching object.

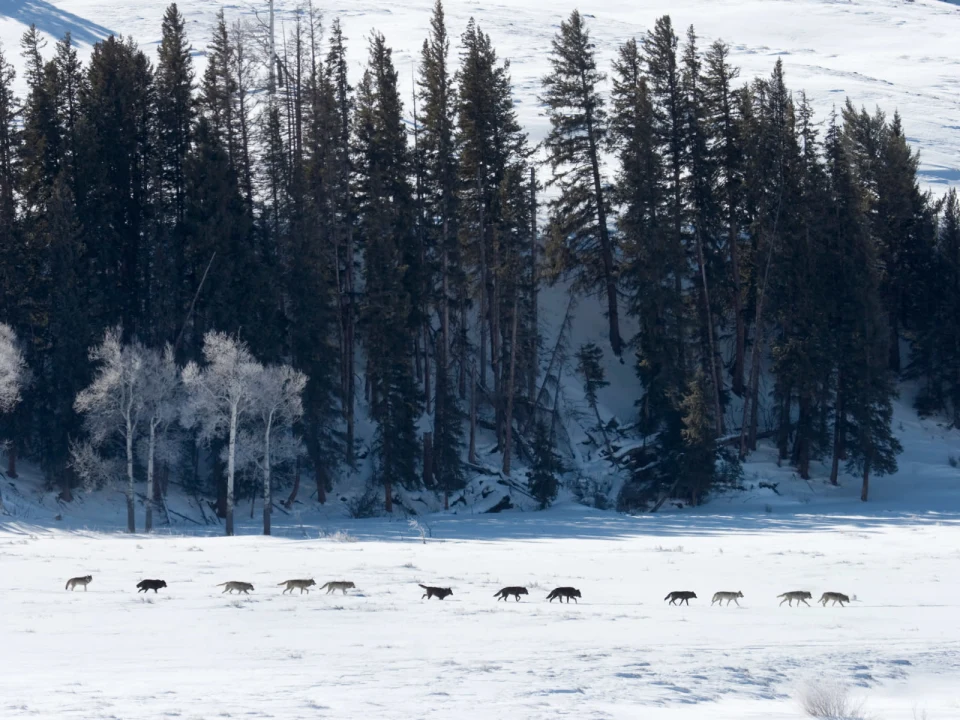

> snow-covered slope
[1,0,958,192]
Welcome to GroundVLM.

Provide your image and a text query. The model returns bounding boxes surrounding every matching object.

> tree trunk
[889,314,900,374]
[6,440,17,479]
[422,432,433,488]
[695,227,724,435]
[529,167,539,403]
[490,227,502,445]
[226,408,237,536]
[316,464,327,505]
[830,374,844,486]
[477,171,488,390]
[860,453,871,502]
[423,323,432,414]
[384,479,393,513]
[468,363,477,464]
[126,423,135,534]
[777,383,791,461]
[740,231,775,458]
[345,226,356,467]
[794,394,811,480]
[145,426,156,532]
[502,294,519,476]
[285,456,301,508]
[263,417,272,536]
[584,101,622,357]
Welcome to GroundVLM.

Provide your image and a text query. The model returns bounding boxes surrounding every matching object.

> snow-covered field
[0,0,958,194]
[1,506,959,719]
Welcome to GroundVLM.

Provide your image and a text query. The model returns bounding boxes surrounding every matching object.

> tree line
[0,3,957,521]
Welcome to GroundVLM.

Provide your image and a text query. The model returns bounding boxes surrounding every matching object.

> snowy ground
[2,395,960,718]
[1,509,959,719]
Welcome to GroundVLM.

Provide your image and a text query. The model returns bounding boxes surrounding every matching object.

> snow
[2,504,960,719]
[1,0,958,193]
[2,396,960,718]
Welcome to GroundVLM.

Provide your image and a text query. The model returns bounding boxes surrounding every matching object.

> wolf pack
[63,575,853,608]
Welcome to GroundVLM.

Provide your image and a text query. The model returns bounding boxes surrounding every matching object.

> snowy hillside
[1,0,958,192]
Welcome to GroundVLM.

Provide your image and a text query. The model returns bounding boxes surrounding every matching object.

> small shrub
[948,455,958,469]
[798,679,867,720]
[319,529,357,543]
[407,518,431,544]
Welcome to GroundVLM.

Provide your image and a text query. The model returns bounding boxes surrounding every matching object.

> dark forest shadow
[0,0,113,46]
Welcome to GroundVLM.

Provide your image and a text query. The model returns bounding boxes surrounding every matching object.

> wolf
[818,592,850,607]
[711,591,743,607]
[136,579,167,593]
[65,575,93,591]
[278,579,316,594]
[665,591,697,606]
[778,591,813,607]
[217,581,254,594]
[320,581,356,595]
[493,586,529,602]
[546,587,581,603]
[420,584,453,600]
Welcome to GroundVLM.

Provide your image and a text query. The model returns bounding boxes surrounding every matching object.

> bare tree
[235,364,306,535]
[74,329,145,533]
[182,332,263,536]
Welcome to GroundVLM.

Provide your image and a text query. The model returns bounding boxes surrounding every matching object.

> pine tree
[82,36,154,337]
[154,3,195,347]
[0,42,22,322]
[703,40,747,397]
[418,1,465,501]
[678,370,717,506]
[541,10,622,357]
[325,19,358,468]
[681,26,724,434]
[528,420,561,509]
[768,95,832,478]
[610,38,675,435]
[457,19,532,450]
[643,15,687,379]
[355,33,422,511]
[823,116,901,495]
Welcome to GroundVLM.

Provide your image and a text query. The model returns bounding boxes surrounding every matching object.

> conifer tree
[681,26,724,434]
[0,43,22,323]
[528,420,562,509]
[418,1,465,501]
[324,19,357,468]
[703,40,747,396]
[154,3,195,346]
[82,36,154,337]
[643,15,687,377]
[823,116,901,494]
[355,33,422,511]
[678,370,717,506]
[541,10,621,357]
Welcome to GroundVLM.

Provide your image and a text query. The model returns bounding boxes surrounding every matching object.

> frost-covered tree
[139,346,181,531]
[182,331,262,536]
[74,329,146,533]
[0,323,27,413]
[235,364,306,535]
